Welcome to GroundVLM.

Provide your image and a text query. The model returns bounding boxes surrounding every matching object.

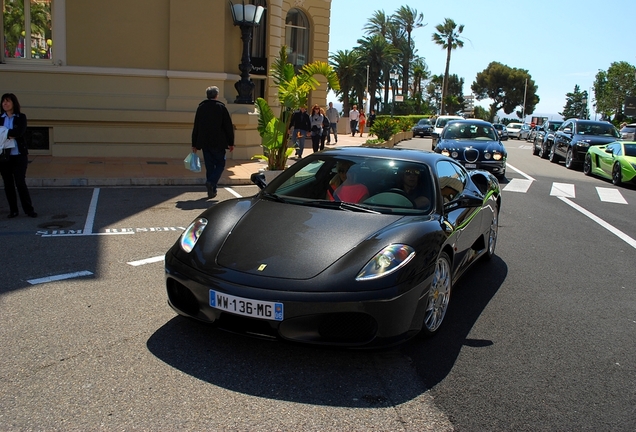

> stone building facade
[0,0,331,159]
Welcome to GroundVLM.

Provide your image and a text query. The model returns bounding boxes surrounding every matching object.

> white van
[431,115,464,150]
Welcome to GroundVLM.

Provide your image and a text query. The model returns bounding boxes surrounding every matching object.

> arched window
[285,8,309,71]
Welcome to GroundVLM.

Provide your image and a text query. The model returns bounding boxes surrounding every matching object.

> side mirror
[563,127,572,134]
[251,172,267,190]
[443,192,483,211]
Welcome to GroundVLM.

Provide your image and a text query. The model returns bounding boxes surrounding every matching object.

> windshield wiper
[302,200,379,213]
[260,191,286,203]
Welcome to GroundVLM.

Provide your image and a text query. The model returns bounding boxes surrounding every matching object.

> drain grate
[147,161,168,165]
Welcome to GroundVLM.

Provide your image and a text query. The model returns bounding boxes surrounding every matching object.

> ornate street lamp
[229,1,265,104]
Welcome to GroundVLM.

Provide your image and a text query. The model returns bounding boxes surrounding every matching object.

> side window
[437,161,466,203]
[610,143,622,156]
[2,0,53,61]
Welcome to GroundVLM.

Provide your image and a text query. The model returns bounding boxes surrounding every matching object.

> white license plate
[465,163,477,169]
[209,290,283,321]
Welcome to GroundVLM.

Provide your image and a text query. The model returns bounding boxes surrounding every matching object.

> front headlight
[451,151,459,158]
[576,140,591,148]
[441,149,450,157]
[356,244,415,281]
[492,152,503,161]
[484,152,492,160]
[180,218,208,253]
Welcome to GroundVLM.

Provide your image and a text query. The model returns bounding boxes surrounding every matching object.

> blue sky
[328,0,636,120]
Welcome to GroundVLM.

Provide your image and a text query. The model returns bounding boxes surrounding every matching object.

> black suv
[532,120,563,158]
[548,119,621,169]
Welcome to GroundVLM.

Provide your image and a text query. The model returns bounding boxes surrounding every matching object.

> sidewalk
[16,133,367,188]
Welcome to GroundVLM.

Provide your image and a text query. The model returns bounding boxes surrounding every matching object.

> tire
[565,148,576,169]
[485,205,498,260]
[420,251,452,337]
[612,162,622,186]
[532,139,539,156]
[583,154,592,176]
[548,143,559,163]
[539,142,548,159]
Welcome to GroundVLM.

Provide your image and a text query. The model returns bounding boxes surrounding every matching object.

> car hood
[574,135,620,145]
[215,200,402,279]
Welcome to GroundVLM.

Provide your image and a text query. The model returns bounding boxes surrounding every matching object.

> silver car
[620,123,636,140]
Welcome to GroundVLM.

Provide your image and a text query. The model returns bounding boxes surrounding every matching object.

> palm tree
[363,10,391,37]
[357,35,400,113]
[329,49,361,114]
[392,6,425,96]
[255,46,339,170]
[432,18,465,114]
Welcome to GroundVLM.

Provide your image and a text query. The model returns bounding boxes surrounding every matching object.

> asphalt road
[1,137,634,431]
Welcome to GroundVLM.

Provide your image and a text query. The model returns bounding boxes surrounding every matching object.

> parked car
[434,119,507,179]
[431,115,464,149]
[506,122,524,139]
[492,123,509,140]
[583,141,636,186]
[548,119,621,169]
[620,123,636,140]
[533,120,564,158]
[518,124,532,140]
[412,118,433,137]
[165,147,501,348]
[526,124,542,142]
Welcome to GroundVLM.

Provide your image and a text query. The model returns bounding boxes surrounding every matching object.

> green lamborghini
[583,141,636,186]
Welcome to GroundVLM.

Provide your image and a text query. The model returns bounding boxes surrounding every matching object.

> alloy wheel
[486,206,498,260]
[612,163,622,186]
[421,252,452,336]
[583,154,592,176]
[565,149,575,169]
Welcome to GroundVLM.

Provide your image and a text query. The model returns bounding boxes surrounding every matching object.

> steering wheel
[387,188,416,207]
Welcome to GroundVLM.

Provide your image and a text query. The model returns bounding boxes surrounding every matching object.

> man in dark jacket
[288,106,310,159]
[192,86,234,198]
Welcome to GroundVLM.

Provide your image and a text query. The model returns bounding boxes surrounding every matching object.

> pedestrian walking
[191,86,234,199]
[289,105,310,159]
[367,109,376,137]
[358,111,366,137]
[320,108,330,150]
[349,105,360,137]
[309,104,324,153]
[325,102,340,143]
[0,93,37,218]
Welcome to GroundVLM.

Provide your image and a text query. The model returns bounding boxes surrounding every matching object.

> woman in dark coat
[0,93,37,218]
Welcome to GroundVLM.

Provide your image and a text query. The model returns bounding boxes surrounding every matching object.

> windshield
[264,155,435,214]
[548,122,563,131]
[436,117,461,128]
[575,122,620,137]
[442,123,498,140]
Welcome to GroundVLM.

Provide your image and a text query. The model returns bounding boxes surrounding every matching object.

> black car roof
[315,146,448,164]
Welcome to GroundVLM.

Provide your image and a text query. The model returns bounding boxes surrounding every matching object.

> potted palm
[253,46,340,171]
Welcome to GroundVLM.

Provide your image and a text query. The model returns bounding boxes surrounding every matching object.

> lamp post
[389,72,399,117]
[229,1,265,104]
[581,93,588,119]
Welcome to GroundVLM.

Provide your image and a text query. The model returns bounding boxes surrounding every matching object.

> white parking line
[225,187,243,198]
[557,197,636,249]
[28,270,94,285]
[127,255,165,266]
[83,188,100,235]
[596,187,628,204]
[506,163,536,182]
[550,182,576,198]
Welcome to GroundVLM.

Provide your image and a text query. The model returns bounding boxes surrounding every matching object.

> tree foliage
[432,18,465,115]
[593,61,636,122]
[560,85,589,120]
[471,62,539,122]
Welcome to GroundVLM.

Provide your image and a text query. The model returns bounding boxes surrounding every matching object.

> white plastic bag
[184,152,201,172]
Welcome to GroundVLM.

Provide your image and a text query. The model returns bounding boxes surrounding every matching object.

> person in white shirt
[349,105,360,137]
[325,102,340,144]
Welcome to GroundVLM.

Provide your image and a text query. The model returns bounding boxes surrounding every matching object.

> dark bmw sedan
[412,118,433,137]
[434,119,507,179]
[549,119,621,169]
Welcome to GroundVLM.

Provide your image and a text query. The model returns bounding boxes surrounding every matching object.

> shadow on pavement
[147,256,507,407]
